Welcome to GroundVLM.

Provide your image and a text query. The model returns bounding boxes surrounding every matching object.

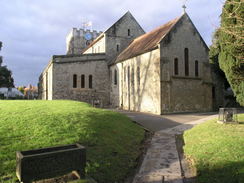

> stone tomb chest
[16,144,86,183]
[218,108,238,124]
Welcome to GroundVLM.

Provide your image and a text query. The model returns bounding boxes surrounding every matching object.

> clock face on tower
[84,33,92,41]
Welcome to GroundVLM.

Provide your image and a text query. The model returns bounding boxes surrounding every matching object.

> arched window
[184,48,189,76]
[73,74,77,88]
[174,58,179,75]
[89,75,93,89]
[131,67,134,84]
[124,67,126,82]
[137,66,140,87]
[114,69,117,85]
[131,67,134,95]
[195,60,199,77]
[81,75,85,88]
[128,29,131,36]
[127,66,130,87]
[116,44,120,52]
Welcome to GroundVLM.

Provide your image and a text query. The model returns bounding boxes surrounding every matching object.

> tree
[0,66,14,88]
[17,86,26,94]
[0,41,2,67]
[209,29,229,89]
[218,0,244,106]
[0,41,15,88]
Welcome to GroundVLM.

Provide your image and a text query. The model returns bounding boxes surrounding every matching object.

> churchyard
[184,114,244,183]
[0,100,243,183]
[0,100,145,183]
[0,0,243,182]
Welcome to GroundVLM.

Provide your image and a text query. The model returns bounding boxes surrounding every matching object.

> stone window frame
[174,58,179,75]
[116,44,120,52]
[81,74,85,88]
[89,75,93,89]
[110,70,113,82]
[195,60,199,77]
[73,74,77,88]
[46,72,48,99]
[184,48,189,76]
[114,69,118,85]
[128,29,131,36]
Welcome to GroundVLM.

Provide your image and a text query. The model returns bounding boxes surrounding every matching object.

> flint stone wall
[110,49,161,114]
[160,14,212,113]
[50,54,110,106]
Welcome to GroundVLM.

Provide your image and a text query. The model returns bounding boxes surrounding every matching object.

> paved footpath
[132,114,218,183]
[117,110,217,132]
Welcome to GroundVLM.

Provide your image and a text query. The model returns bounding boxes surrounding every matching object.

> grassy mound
[0,100,145,183]
[184,114,244,183]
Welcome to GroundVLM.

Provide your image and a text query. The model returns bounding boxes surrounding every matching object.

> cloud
[0,0,223,86]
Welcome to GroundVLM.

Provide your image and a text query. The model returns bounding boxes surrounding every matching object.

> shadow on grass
[74,110,146,183]
[176,132,244,183]
[194,160,244,183]
[0,107,145,183]
[160,164,244,183]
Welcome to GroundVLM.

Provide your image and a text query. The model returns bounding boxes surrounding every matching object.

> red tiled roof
[115,16,181,63]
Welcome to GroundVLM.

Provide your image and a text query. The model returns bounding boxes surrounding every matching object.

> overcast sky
[0,0,224,87]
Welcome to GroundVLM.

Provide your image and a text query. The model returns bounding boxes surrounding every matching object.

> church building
[38,11,213,114]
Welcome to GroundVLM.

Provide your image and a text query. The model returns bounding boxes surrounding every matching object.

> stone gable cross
[180,0,188,13]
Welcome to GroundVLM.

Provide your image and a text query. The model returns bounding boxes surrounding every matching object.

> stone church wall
[105,12,145,63]
[160,14,212,113]
[109,64,121,108]
[66,28,102,54]
[84,12,145,63]
[49,54,110,106]
[38,60,53,100]
[111,49,161,114]
[169,78,212,112]
[39,12,214,115]
[84,35,106,54]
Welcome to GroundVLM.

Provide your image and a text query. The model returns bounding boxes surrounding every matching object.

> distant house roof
[115,15,182,63]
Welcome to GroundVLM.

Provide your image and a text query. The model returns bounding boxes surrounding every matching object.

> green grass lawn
[0,100,145,183]
[184,114,244,183]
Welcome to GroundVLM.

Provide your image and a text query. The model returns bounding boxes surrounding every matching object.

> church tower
[66,28,102,54]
